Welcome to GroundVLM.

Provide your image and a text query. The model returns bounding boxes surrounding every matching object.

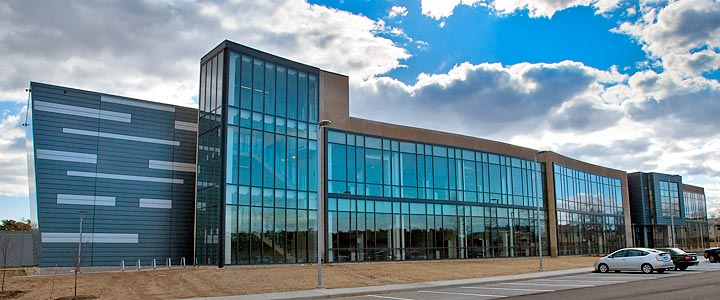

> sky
[0,0,719,221]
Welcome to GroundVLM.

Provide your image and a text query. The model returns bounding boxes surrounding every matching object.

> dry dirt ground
[3,256,597,299]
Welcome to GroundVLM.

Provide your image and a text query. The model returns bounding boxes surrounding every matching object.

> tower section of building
[195,41,320,266]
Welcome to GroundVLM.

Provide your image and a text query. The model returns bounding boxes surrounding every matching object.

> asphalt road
[504,270,718,300]
[334,261,720,300]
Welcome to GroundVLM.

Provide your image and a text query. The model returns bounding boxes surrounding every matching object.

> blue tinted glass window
[309,75,318,122]
[276,66,287,117]
[275,117,286,135]
[400,153,417,187]
[251,130,263,187]
[298,72,308,121]
[252,59,264,112]
[228,107,239,125]
[328,131,345,144]
[275,135,286,189]
[287,69,297,119]
[298,138,308,190]
[328,144,347,181]
[287,137,298,190]
[263,132,274,187]
[309,141,317,192]
[240,55,252,109]
[226,126,239,184]
[365,149,382,184]
[264,63,275,115]
[239,128,251,185]
[228,51,240,107]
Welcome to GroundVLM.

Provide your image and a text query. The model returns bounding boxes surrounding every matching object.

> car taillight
[685,256,692,260]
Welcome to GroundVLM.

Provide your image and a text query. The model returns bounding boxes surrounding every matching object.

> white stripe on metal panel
[148,160,196,173]
[101,95,175,112]
[34,101,131,122]
[67,171,184,184]
[174,121,197,132]
[57,194,115,206]
[36,149,97,164]
[63,128,180,146]
[139,198,172,209]
[42,233,139,243]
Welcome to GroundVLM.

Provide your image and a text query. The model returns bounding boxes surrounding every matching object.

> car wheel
[709,255,717,263]
[656,269,666,274]
[598,263,609,273]
[679,266,687,271]
[641,263,653,274]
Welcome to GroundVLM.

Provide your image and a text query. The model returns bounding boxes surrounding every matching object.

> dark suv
[704,247,720,263]
[656,248,699,270]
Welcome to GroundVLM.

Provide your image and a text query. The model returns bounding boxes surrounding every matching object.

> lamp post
[534,150,546,272]
[670,200,676,247]
[75,210,86,298]
[317,119,332,289]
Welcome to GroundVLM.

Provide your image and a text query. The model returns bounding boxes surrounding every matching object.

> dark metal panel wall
[29,82,197,267]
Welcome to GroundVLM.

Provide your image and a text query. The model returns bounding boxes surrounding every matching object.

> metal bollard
[152,258,157,270]
[121,260,125,272]
[136,259,141,271]
[167,258,172,269]
[181,257,186,268]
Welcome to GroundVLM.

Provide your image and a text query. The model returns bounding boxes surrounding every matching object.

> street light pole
[534,150,545,272]
[317,120,332,289]
[670,200,676,247]
[75,210,86,298]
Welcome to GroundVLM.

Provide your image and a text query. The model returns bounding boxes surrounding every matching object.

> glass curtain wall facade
[221,49,320,265]
[326,130,548,262]
[196,50,224,265]
[553,164,625,255]
[680,190,707,249]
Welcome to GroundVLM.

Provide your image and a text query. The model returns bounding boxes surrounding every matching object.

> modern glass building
[195,41,321,266]
[194,40,633,266]
[681,184,708,249]
[626,172,708,249]
[326,130,547,261]
[25,40,709,268]
[552,164,626,255]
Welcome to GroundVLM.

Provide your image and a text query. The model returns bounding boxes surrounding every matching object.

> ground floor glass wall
[327,197,548,262]
[557,211,626,255]
[634,222,708,249]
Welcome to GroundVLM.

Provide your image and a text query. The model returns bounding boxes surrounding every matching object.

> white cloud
[421,0,482,20]
[388,6,408,18]
[614,0,720,75]
[487,0,622,18]
[419,0,621,20]
[0,0,410,104]
[0,109,29,197]
[352,61,626,139]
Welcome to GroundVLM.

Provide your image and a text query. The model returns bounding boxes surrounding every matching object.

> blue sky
[1,0,719,221]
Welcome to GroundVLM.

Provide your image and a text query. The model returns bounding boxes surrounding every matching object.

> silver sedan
[594,247,675,274]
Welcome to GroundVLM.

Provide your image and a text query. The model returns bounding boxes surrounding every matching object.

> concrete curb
[184,267,595,300]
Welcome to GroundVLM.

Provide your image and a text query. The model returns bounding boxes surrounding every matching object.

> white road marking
[367,295,416,300]
[418,290,507,297]
[530,279,626,283]
[461,286,554,292]
[500,282,593,287]
[581,276,653,280]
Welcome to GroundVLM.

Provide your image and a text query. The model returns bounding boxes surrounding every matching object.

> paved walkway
[184,267,594,300]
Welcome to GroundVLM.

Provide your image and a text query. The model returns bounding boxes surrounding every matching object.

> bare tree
[0,234,15,293]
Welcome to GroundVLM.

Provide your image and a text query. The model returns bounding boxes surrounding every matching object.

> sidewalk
[185,267,595,300]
